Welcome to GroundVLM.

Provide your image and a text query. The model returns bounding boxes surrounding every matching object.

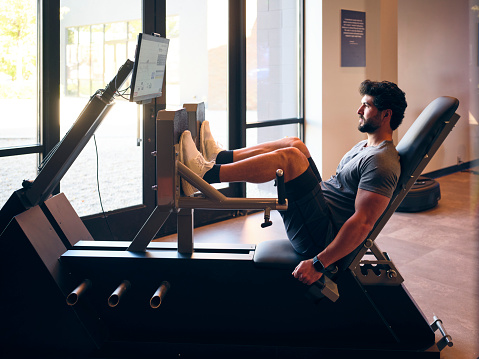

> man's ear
[382,109,392,120]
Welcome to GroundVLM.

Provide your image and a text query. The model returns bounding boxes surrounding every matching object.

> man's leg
[181,131,308,188]
[232,137,311,162]
[230,140,321,183]
[219,147,309,184]
[183,128,334,255]
[201,121,310,162]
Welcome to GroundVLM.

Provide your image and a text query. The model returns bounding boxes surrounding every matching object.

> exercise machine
[0,92,459,357]
[0,41,460,357]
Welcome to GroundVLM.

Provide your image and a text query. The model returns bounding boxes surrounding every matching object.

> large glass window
[246,0,301,125]
[0,0,38,207]
[246,0,303,197]
[1,0,303,228]
[166,0,229,149]
[59,0,142,217]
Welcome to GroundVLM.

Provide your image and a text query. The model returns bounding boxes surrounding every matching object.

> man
[179,80,407,286]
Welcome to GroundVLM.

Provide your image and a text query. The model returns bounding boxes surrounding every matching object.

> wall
[305,0,476,178]
[305,0,398,178]
[398,0,475,172]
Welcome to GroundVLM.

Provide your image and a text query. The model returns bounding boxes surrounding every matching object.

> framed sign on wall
[341,9,366,67]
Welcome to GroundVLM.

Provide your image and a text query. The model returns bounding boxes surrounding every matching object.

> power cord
[93,133,115,240]
[90,84,131,241]
[40,80,131,238]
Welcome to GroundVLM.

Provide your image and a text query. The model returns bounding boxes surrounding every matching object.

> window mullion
[39,0,61,188]
[228,0,246,198]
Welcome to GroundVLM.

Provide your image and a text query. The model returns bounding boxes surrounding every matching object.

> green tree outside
[0,0,36,99]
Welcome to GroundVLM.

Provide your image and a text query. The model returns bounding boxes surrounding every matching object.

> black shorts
[279,167,336,257]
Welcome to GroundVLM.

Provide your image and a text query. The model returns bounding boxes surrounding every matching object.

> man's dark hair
[359,80,407,131]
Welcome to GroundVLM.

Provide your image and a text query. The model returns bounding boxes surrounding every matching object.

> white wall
[398,0,474,172]
[305,0,397,178]
[305,0,477,178]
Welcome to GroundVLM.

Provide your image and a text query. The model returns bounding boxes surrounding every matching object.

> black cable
[115,85,131,100]
[39,91,105,172]
[93,134,115,240]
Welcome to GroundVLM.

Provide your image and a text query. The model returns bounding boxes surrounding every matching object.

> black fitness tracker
[312,255,326,273]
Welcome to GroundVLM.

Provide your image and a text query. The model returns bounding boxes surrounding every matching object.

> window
[59,1,143,216]
[246,0,303,197]
[0,0,38,208]
[166,0,229,149]
[246,0,302,124]
[0,0,303,239]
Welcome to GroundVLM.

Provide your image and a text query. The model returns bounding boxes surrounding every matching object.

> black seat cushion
[253,239,307,269]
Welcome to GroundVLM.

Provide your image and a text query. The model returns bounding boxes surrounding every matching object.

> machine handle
[275,169,286,205]
[261,207,273,228]
[431,315,453,351]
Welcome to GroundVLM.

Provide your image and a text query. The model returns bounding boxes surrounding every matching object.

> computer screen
[130,33,169,104]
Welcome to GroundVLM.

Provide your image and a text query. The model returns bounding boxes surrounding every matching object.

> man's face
[357,95,384,133]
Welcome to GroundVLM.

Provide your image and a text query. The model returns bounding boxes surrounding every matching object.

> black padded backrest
[395,96,459,197]
[339,96,460,270]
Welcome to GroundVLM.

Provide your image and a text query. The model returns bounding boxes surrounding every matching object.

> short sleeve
[358,153,400,198]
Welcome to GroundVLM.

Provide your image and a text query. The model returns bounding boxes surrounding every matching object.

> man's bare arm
[292,188,391,285]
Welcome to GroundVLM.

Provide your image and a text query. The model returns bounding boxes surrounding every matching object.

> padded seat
[253,238,307,269]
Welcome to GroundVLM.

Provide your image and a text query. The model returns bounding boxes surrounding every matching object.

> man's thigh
[280,183,335,257]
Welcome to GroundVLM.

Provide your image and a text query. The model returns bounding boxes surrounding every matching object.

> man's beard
[358,115,380,133]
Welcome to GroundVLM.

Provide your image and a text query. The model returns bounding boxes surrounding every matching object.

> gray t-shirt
[320,140,400,232]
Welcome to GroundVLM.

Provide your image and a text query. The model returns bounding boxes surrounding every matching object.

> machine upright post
[177,208,194,254]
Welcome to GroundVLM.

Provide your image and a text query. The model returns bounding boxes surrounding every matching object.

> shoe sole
[179,131,198,197]
[200,121,206,161]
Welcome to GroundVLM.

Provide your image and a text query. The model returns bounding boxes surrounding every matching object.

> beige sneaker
[200,121,224,162]
[179,130,214,196]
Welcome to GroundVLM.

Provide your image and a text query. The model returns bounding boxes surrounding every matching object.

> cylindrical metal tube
[150,281,171,309]
[432,315,453,349]
[177,161,227,201]
[276,169,286,205]
[178,197,288,211]
[66,279,92,306]
[108,280,131,308]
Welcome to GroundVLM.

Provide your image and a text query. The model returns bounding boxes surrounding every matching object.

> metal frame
[128,106,288,252]
[349,112,461,275]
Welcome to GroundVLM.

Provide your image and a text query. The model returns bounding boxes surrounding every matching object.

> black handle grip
[276,169,286,205]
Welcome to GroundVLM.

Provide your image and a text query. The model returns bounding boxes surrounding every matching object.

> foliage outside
[0,0,36,99]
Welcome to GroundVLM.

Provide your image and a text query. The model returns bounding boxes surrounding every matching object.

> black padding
[395,96,459,192]
[254,239,307,269]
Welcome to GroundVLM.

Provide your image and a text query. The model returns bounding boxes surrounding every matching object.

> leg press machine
[0,60,460,358]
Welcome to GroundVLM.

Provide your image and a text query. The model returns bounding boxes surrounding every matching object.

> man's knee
[284,137,310,158]
[276,147,309,181]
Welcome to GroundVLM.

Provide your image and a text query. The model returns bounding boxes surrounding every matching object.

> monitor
[130,33,169,104]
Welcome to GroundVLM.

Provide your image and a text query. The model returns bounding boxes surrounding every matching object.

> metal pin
[66,279,92,306]
[150,281,171,309]
[108,280,131,307]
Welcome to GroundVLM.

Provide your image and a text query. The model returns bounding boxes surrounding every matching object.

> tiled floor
[377,170,478,359]
[158,169,479,358]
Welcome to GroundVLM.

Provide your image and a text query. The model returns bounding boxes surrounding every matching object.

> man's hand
[292,259,323,285]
